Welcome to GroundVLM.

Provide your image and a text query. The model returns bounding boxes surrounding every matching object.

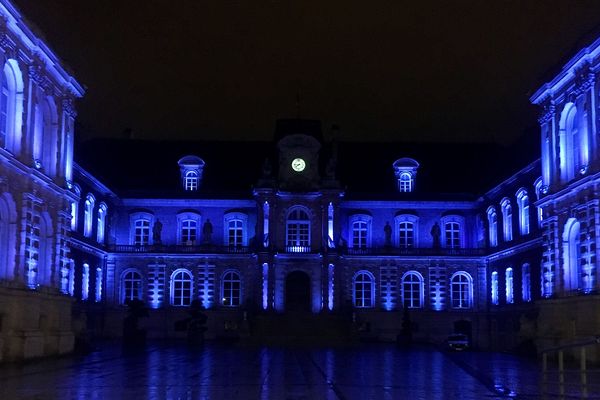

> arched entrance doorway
[285,271,311,312]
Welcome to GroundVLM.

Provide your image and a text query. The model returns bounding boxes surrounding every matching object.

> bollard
[558,350,564,399]
[581,347,587,399]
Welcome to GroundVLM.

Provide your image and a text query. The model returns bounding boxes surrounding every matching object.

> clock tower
[275,119,322,191]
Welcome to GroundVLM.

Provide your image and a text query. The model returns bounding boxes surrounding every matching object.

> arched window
[97,203,107,243]
[33,96,59,177]
[82,263,90,301]
[222,270,241,306]
[500,198,512,242]
[399,172,412,192]
[70,185,80,232]
[522,263,531,302]
[402,271,424,308]
[558,102,586,183]
[349,214,372,250]
[95,267,103,302]
[0,59,23,154]
[286,207,310,252]
[122,270,143,304]
[534,177,543,227]
[506,267,514,304]
[487,207,498,247]
[171,269,193,306]
[395,214,418,248]
[83,194,95,238]
[353,271,375,308]
[491,271,499,305]
[184,170,198,191]
[563,218,585,292]
[0,68,9,148]
[450,272,472,309]
[516,189,530,236]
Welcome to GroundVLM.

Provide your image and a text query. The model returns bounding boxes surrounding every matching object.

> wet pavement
[0,342,595,399]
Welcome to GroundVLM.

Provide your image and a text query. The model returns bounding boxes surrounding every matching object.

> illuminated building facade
[0,0,84,361]
[1,0,600,361]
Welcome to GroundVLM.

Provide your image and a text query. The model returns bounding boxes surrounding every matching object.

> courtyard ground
[0,341,598,399]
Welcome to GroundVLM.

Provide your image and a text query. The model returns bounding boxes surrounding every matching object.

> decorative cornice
[537,102,555,124]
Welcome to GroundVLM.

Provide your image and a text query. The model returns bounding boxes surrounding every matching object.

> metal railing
[344,246,486,256]
[541,336,600,399]
[109,244,251,254]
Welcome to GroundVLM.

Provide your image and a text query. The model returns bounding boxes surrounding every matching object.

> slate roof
[75,121,540,200]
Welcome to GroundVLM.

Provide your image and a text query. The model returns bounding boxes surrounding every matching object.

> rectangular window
[228,220,243,247]
[134,219,150,245]
[445,222,460,249]
[181,220,197,244]
[398,222,414,248]
[352,221,368,249]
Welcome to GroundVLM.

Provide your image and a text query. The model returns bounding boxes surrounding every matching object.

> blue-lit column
[380,266,398,311]
[327,202,334,248]
[104,257,115,303]
[55,208,71,289]
[429,264,446,311]
[263,201,270,248]
[198,261,215,309]
[147,263,166,309]
[327,263,334,311]
[262,263,269,310]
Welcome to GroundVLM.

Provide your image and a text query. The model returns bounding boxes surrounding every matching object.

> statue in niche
[384,222,392,247]
[430,222,441,248]
[152,219,163,245]
[202,219,213,244]
[476,214,485,245]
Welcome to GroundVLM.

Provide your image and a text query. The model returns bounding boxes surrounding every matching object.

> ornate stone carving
[62,97,77,118]
[537,102,555,124]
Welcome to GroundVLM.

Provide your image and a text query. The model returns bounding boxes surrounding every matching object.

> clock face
[291,158,306,172]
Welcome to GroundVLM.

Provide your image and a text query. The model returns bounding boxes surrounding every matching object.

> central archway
[285,271,311,312]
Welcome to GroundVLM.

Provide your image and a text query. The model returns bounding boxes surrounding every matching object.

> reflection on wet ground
[0,342,595,399]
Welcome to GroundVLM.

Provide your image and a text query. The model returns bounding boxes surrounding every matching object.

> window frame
[170,269,193,307]
[500,198,513,242]
[83,193,95,238]
[516,188,530,236]
[121,269,143,304]
[441,215,464,249]
[224,212,248,247]
[96,202,108,243]
[129,211,154,246]
[184,170,199,191]
[348,214,372,249]
[221,269,242,307]
[450,271,473,309]
[394,214,419,248]
[402,271,424,309]
[286,206,311,252]
[176,211,201,245]
[487,206,498,247]
[353,270,375,308]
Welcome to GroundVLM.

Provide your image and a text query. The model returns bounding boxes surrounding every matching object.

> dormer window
[178,155,205,191]
[393,158,419,193]
[185,171,199,191]
[399,173,412,192]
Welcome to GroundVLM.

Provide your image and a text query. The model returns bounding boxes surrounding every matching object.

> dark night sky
[11,0,600,144]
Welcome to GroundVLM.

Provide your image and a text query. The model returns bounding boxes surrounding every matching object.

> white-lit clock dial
[291,158,306,172]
